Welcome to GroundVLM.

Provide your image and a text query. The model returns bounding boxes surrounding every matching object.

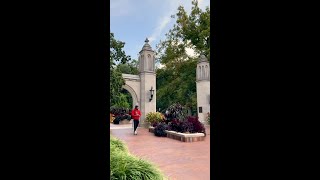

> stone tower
[196,54,210,123]
[138,38,156,126]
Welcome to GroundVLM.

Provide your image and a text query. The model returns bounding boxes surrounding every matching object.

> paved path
[110,122,133,130]
[110,123,210,180]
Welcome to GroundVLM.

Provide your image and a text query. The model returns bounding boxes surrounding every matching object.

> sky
[110,0,210,61]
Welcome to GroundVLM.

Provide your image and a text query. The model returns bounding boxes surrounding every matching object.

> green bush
[206,112,210,125]
[145,112,163,125]
[110,152,165,180]
[110,136,128,153]
[110,136,166,180]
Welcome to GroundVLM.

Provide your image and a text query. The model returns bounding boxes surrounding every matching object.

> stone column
[138,38,156,126]
[196,54,210,123]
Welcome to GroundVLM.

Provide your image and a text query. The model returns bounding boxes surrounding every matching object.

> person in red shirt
[131,105,141,135]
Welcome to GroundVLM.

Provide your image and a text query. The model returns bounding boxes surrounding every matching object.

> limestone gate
[122,38,210,125]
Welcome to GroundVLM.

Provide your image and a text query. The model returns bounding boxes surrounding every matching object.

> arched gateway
[122,38,210,125]
[122,38,156,126]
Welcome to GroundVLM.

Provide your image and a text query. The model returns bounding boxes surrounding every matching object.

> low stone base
[165,130,205,142]
[149,127,155,133]
[149,127,205,142]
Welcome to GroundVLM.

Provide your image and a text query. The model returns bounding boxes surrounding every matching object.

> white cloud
[148,16,171,44]
[148,0,210,45]
[110,0,134,17]
[198,0,210,10]
[147,0,180,44]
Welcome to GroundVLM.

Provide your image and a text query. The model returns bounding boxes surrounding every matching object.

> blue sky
[110,0,210,61]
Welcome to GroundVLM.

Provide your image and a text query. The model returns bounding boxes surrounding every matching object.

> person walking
[131,105,141,135]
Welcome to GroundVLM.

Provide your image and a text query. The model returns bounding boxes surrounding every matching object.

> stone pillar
[196,54,210,124]
[138,38,156,126]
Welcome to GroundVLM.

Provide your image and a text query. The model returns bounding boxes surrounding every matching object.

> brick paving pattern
[110,123,210,180]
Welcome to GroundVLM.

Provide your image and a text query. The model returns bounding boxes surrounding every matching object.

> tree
[109,33,131,107]
[110,33,131,67]
[116,59,139,75]
[155,0,210,114]
[156,58,198,113]
[157,0,210,60]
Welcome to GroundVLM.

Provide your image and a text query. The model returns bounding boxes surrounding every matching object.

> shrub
[110,151,165,180]
[110,113,115,123]
[187,116,206,134]
[167,116,206,134]
[145,112,164,125]
[110,107,129,116]
[112,113,131,124]
[110,136,128,153]
[152,122,159,127]
[206,112,210,125]
[168,119,183,132]
[110,136,166,180]
[154,123,168,137]
[180,121,194,133]
[165,103,188,121]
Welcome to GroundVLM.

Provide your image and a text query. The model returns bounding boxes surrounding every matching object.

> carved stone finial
[140,37,153,52]
[198,54,208,63]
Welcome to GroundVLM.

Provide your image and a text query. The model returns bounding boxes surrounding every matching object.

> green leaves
[157,0,210,60]
[116,60,139,75]
[155,0,210,113]
[110,136,166,180]
[110,68,125,105]
[110,32,131,107]
[110,33,131,67]
[145,112,164,125]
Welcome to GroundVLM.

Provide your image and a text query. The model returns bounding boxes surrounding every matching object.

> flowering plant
[145,112,164,125]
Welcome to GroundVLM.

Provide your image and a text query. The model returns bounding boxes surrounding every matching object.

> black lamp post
[149,86,154,102]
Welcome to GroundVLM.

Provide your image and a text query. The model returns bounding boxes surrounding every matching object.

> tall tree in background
[110,32,131,107]
[157,0,210,60]
[116,59,139,75]
[155,0,210,114]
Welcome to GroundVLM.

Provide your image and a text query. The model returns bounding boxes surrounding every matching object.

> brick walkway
[110,123,210,180]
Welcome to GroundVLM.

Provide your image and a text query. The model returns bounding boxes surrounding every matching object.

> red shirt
[131,109,141,121]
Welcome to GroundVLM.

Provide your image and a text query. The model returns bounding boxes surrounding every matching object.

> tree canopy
[116,59,139,75]
[155,0,210,114]
[109,32,140,109]
[110,32,131,107]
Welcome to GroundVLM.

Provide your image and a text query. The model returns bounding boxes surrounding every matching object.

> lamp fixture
[149,86,154,102]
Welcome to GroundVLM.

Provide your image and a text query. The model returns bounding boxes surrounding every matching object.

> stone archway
[119,39,210,125]
[122,83,139,109]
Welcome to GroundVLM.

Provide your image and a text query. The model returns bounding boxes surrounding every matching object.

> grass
[110,136,128,153]
[110,135,167,180]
